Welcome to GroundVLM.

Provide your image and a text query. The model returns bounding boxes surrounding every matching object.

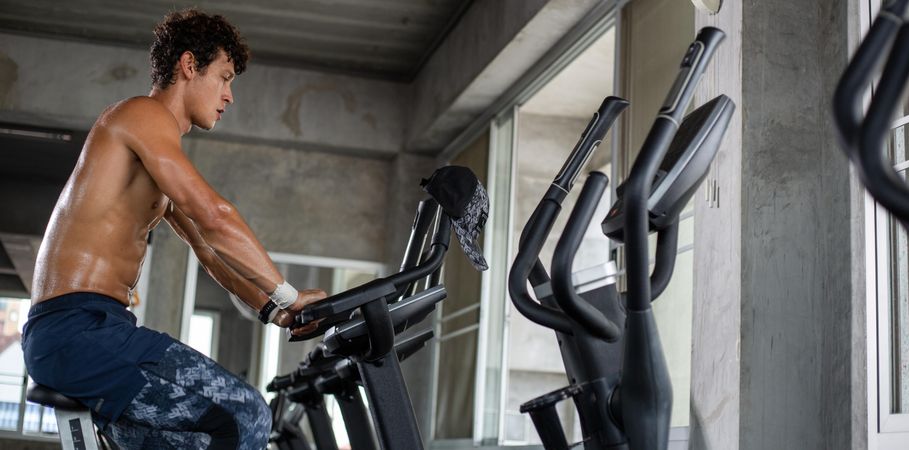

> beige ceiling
[0,0,472,81]
[521,27,616,118]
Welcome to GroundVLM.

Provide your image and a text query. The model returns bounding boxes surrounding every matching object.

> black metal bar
[337,387,379,450]
[649,218,679,301]
[619,27,723,450]
[306,400,339,450]
[358,352,424,450]
[551,172,621,341]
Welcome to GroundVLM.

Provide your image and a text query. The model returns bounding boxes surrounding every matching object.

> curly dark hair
[149,9,250,89]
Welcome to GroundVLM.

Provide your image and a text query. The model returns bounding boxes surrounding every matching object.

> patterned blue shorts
[100,341,271,449]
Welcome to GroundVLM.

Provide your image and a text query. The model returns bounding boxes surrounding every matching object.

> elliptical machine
[509,27,733,450]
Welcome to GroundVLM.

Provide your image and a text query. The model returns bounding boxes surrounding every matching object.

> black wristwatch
[258,300,278,324]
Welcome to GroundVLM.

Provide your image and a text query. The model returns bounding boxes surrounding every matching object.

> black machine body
[602,95,735,242]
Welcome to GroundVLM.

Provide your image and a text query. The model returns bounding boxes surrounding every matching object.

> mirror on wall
[692,0,722,14]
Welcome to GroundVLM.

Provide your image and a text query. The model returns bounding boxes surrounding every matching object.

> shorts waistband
[28,292,126,318]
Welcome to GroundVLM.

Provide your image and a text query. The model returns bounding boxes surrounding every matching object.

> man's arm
[163,202,321,333]
[163,201,269,309]
[114,98,285,295]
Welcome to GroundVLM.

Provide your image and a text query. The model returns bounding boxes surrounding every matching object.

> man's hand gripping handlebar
[272,289,329,336]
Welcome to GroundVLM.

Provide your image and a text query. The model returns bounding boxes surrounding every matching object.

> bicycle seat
[26,383,85,411]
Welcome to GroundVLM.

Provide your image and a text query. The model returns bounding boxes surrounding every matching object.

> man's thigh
[103,341,271,450]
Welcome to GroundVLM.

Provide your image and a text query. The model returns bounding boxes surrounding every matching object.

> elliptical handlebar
[508,96,629,335]
[550,171,621,342]
[553,97,632,192]
[623,27,724,314]
[833,0,909,224]
[617,27,724,450]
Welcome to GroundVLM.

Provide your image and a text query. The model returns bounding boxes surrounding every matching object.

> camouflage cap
[420,166,489,271]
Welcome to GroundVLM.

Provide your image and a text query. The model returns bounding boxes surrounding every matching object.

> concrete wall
[0,33,405,157]
[689,1,857,449]
[689,1,744,448]
[738,1,853,448]
[407,0,607,152]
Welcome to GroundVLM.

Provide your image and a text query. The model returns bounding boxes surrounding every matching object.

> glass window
[881,121,909,420]
[434,132,488,440]
[0,296,58,437]
[187,310,219,359]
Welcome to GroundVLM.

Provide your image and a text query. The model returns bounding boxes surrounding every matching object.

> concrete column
[143,226,188,339]
[691,1,856,449]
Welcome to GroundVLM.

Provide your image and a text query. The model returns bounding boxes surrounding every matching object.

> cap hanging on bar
[421,166,489,271]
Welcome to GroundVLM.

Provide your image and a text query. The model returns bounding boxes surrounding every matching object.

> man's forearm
[165,200,286,301]
[192,243,270,310]
[192,203,286,295]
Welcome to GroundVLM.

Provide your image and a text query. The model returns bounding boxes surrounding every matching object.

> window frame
[866,0,909,446]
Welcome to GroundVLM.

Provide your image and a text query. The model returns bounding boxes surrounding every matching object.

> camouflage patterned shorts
[101,341,271,449]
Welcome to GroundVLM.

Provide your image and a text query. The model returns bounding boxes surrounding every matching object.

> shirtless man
[21,9,325,449]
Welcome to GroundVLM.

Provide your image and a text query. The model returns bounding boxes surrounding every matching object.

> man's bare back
[32,98,172,306]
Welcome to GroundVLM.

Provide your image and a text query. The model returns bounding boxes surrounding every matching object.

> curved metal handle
[553,96,630,192]
[508,198,575,334]
[551,172,621,341]
[833,0,909,158]
[508,96,628,334]
[833,1,909,225]
[858,24,909,225]
[397,199,440,300]
[623,26,724,313]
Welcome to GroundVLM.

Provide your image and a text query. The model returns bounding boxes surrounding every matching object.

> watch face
[692,0,722,14]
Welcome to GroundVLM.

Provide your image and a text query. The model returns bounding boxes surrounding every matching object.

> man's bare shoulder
[98,96,180,136]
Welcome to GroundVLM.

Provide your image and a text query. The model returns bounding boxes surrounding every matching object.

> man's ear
[177,51,197,81]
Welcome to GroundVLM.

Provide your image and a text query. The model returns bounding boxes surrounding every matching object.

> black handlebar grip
[267,373,294,392]
[297,279,397,323]
[552,97,629,192]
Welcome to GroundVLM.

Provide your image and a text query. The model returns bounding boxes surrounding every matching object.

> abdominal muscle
[31,120,169,307]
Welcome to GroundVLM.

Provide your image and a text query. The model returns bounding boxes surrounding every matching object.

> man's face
[189,50,235,131]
